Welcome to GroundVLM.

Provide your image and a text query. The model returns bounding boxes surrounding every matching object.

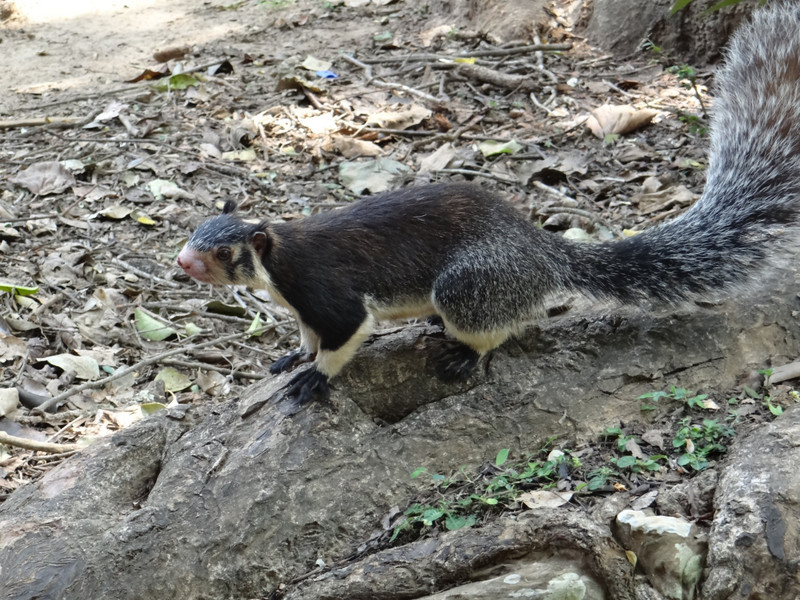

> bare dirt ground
[4,0,783,510]
[1,0,370,111]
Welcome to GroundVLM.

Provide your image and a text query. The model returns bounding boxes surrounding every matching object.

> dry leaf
[0,388,19,417]
[299,112,337,135]
[418,142,456,173]
[332,136,382,158]
[586,105,657,138]
[339,158,409,195]
[624,438,645,459]
[419,24,452,47]
[197,370,230,396]
[634,185,697,215]
[147,179,193,200]
[519,490,573,509]
[221,148,257,162]
[641,429,665,450]
[154,46,190,63]
[301,56,332,72]
[41,354,100,380]
[367,105,431,129]
[10,161,76,195]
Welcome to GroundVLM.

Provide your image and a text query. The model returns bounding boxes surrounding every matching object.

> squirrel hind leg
[431,319,511,381]
[425,315,445,330]
[432,342,480,381]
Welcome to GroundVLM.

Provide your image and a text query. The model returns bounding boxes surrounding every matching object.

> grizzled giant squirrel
[177,4,800,404]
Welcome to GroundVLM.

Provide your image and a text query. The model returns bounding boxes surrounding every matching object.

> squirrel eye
[217,246,232,261]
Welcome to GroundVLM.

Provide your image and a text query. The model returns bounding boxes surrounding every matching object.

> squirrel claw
[433,343,480,382]
[425,315,445,330]
[270,350,314,375]
[283,367,331,405]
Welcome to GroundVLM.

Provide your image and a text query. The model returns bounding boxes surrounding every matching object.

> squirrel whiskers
[177,3,800,404]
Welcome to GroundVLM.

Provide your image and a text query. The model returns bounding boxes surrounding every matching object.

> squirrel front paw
[270,350,314,374]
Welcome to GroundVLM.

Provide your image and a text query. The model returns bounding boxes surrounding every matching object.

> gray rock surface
[702,407,800,600]
[615,510,706,600]
[0,279,798,599]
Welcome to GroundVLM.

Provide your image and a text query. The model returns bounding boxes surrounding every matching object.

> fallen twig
[0,431,79,454]
[160,359,267,380]
[370,79,441,103]
[435,62,540,92]
[111,257,182,289]
[342,55,441,102]
[357,43,573,65]
[34,328,276,413]
[437,168,518,184]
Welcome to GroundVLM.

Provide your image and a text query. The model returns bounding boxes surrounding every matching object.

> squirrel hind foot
[270,350,315,375]
[426,315,445,330]
[432,343,480,382]
[283,367,331,405]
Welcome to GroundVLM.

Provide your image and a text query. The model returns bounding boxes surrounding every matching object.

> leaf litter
[0,0,713,498]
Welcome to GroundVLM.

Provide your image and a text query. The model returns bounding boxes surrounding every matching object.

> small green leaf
[130,209,156,226]
[669,0,694,14]
[184,322,203,336]
[615,455,636,468]
[703,0,745,14]
[0,281,38,296]
[154,367,192,393]
[445,514,476,531]
[421,508,444,526]
[766,401,783,416]
[141,402,168,415]
[410,467,426,479]
[477,139,523,157]
[134,308,177,341]
[587,477,606,490]
[205,301,247,317]
[247,313,264,336]
[495,448,510,467]
[154,73,200,91]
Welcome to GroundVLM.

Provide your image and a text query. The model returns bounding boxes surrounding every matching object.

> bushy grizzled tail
[565,3,800,304]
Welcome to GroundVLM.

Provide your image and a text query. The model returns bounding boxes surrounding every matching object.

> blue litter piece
[316,70,338,79]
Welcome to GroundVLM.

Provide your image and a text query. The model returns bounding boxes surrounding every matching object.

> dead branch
[0,431,79,454]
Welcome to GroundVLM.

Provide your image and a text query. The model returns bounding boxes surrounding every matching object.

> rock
[285,509,634,600]
[702,407,800,600]
[0,277,798,599]
[418,559,605,600]
[656,469,718,519]
[614,510,706,600]
[580,0,752,64]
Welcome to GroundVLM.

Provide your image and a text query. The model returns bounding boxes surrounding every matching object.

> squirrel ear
[222,200,237,214]
[252,229,271,257]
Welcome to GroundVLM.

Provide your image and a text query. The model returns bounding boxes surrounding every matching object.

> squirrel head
[176,201,272,286]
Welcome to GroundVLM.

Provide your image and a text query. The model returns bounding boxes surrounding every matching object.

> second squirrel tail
[564,3,800,305]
